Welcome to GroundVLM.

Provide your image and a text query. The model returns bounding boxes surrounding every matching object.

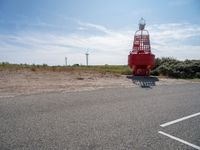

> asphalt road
[0,82,200,150]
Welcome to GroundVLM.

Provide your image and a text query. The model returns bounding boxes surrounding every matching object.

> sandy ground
[0,70,194,98]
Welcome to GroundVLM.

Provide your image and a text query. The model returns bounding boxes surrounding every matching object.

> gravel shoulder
[0,70,196,97]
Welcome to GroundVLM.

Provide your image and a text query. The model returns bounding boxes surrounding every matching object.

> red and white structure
[128,18,155,76]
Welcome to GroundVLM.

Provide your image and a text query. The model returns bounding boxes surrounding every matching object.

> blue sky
[0,0,200,65]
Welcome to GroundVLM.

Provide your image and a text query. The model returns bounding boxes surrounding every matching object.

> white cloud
[0,21,200,65]
[168,0,194,6]
[77,21,111,34]
[149,23,200,43]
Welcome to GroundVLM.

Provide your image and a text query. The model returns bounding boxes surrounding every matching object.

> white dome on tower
[139,17,146,30]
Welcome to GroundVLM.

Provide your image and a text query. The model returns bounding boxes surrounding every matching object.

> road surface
[0,82,200,149]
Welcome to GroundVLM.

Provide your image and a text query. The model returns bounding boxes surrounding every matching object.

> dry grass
[0,62,132,75]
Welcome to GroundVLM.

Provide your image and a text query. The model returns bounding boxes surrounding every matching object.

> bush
[121,68,132,75]
[31,67,36,72]
[72,64,80,67]
[151,57,200,78]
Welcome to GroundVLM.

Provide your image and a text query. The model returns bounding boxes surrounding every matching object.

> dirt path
[0,70,193,97]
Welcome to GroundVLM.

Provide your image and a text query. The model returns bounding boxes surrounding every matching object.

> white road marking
[158,131,200,150]
[0,95,15,98]
[160,112,200,127]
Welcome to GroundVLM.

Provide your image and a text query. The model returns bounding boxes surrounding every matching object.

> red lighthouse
[128,18,155,76]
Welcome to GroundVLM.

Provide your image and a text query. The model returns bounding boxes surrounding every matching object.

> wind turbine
[85,50,89,66]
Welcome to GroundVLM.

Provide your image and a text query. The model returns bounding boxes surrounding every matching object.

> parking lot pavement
[159,113,200,149]
[0,83,200,149]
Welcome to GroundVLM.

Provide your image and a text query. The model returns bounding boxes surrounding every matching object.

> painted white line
[158,131,200,150]
[0,95,15,98]
[160,112,200,127]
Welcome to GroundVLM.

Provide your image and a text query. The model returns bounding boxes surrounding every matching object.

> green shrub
[151,57,200,78]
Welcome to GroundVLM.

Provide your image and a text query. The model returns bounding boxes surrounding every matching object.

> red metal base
[128,53,155,76]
